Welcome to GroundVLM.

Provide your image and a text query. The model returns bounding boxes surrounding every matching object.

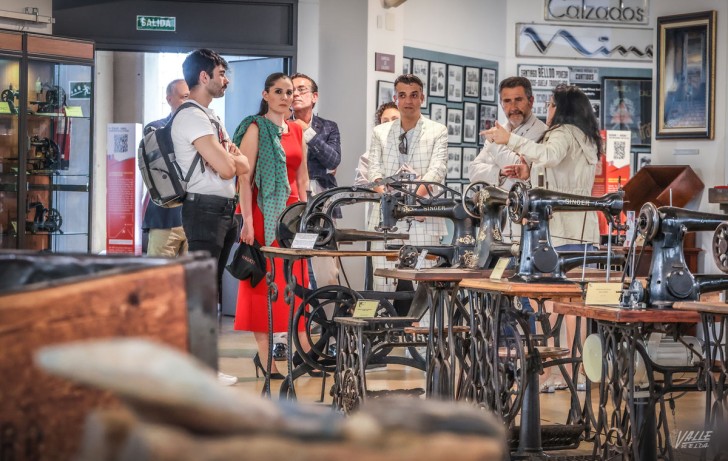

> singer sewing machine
[461,181,519,269]
[378,180,482,269]
[507,183,626,282]
[621,203,728,308]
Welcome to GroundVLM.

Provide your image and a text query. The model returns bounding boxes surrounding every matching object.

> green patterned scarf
[232,115,291,246]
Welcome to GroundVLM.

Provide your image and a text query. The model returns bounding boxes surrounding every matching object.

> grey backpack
[138,102,218,207]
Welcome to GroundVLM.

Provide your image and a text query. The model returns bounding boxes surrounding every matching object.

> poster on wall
[602,77,651,146]
[106,123,143,255]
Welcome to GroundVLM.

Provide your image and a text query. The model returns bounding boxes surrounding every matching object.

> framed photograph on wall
[602,77,652,146]
[429,62,446,97]
[656,10,716,139]
[461,147,478,180]
[481,68,497,102]
[464,67,480,98]
[430,103,447,125]
[447,107,463,144]
[479,104,498,144]
[447,65,463,102]
[402,57,412,75]
[411,59,429,108]
[447,147,462,180]
[376,80,394,109]
[463,102,478,143]
[634,151,651,175]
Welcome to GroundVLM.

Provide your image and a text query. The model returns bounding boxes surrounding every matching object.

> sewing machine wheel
[1,89,14,102]
[637,202,660,241]
[45,208,63,233]
[303,212,335,246]
[713,222,728,273]
[462,181,489,218]
[45,85,67,108]
[276,202,306,248]
[398,245,419,269]
[507,182,529,223]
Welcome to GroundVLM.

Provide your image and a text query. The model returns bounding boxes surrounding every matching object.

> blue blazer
[306,115,341,190]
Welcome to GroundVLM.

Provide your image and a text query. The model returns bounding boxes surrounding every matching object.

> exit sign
[136,15,176,32]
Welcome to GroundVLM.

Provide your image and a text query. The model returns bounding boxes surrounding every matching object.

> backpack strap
[171,101,225,179]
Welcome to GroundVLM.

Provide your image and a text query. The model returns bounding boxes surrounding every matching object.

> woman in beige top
[484,84,603,392]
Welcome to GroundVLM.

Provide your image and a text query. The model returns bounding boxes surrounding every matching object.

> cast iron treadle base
[508,424,585,451]
[366,388,425,399]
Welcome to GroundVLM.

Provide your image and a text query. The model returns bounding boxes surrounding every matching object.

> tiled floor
[218,315,715,459]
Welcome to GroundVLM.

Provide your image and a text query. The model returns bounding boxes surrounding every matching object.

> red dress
[234,121,308,333]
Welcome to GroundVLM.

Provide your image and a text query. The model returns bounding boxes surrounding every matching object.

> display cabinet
[0,31,94,252]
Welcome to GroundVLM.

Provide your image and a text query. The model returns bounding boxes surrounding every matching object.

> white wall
[0,0,52,34]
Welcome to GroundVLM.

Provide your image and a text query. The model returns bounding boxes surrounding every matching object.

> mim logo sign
[673,430,712,449]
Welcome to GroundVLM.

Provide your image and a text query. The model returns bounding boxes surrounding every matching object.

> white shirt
[171,100,235,198]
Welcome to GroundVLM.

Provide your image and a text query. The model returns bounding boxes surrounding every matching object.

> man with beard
[173,50,249,386]
[469,77,546,189]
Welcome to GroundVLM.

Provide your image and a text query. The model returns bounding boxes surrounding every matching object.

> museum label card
[291,233,318,249]
[490,258,510,279]
[353,300,379,318]
[585,282,623,305]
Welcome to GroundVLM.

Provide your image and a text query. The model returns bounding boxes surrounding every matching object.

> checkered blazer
[367,116,449,238]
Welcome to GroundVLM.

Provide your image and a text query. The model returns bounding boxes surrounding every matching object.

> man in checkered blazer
[367,74,448,292]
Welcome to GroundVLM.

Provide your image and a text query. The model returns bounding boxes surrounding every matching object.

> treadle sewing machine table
[553,301,702,461]
[259,247,399,399]
[459,277,591,459]
[372,268,490,400]
[672,301,728,459]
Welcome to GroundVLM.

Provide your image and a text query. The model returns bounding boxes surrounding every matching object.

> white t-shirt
[172,100,235,198]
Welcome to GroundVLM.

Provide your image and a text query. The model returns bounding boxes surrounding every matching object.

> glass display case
[0,31,94,252]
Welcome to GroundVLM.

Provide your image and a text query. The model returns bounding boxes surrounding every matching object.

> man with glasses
[469,76,546,188]
[367,73,448,294]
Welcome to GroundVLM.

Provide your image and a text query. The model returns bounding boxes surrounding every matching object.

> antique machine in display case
[0,31,94,252]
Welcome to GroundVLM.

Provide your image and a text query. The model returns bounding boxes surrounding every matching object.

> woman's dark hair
[375,102,398,125]
[258,72,292,116]
[543,84,603,158]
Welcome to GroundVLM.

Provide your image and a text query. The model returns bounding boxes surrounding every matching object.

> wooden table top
[460,278,585,298]
[260,247,399,258]
[673,301,728,315]
[374,267,491,282]
[552,301,702,323]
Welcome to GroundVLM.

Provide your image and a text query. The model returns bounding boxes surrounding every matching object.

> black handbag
[226,241,266,287]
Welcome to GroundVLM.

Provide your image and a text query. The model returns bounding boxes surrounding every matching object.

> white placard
[291,233,318,249]
[414,249,428,270]
[605,130,631,169]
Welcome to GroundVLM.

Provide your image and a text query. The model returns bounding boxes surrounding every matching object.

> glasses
[398,132,408,157]
[293,86,311,95]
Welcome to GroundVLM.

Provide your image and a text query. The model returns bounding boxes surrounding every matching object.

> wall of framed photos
[401,46,499,193]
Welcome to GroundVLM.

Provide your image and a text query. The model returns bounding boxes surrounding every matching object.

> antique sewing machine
[26,201,63,234]
[507,183,626,282]
[462,181,519,269]
[27,136,62,172]
[276,185,408,249]
[1,85,20,114]
[621,203,728,308]
[377,180,481,268]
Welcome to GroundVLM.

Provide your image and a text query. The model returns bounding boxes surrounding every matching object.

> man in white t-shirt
[173,49,249,385]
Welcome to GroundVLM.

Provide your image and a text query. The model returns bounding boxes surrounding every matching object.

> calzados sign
[544,0,648,25]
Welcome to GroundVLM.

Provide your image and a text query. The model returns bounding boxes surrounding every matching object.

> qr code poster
[605,130,631,169]
[106,123,142,162]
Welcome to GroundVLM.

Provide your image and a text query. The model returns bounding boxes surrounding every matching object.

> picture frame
[461,147,478,180]
[656,10,716,139]
[463,102,478,143]
[464,67,480,98]
[447,147,462,180]
[430,103,447,126]
[402,57,412,75]
[429,62,446,97]
[634,151,651,175]
[447,65,463,102]
[376,80,394,109]
[411,59,429,109]
[479,104,498,144]
[481,68,497,102]
[601,77,652,146]
[447,107,463,144]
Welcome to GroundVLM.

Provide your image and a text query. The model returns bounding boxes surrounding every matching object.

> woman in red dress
[233,73,309,378]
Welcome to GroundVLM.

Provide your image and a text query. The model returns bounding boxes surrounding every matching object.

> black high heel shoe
[253,353,284,380]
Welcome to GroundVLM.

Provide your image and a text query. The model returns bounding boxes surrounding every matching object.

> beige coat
[506,124,600,248]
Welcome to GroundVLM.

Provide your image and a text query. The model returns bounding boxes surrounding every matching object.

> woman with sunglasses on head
[232,72,310,379]
[484,84,602,393]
